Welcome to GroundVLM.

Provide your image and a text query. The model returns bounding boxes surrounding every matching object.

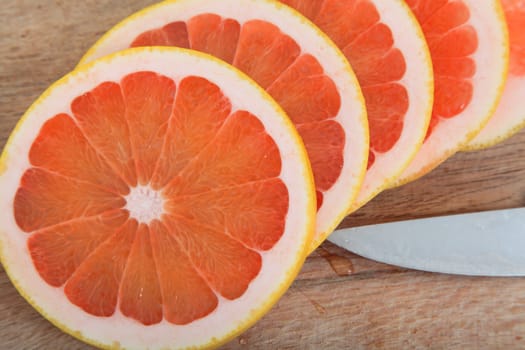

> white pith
[351,0,433,210]
[125,185,165,223]
[80,0,369,246]
[395,0,509,184]
[0,49,315,350]
[467,70,525,149]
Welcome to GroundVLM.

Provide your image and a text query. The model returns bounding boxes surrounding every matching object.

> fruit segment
[407,0,477,137]
[64,219,138,317]
[163,110,282,197]
[119,224,163,325]
[393,0,510,185]
[297,121,344,208]
[71,82,137,187]
[29,113,129,195]
[266,54,345,206]
[131,21,190,48]
[312,0,380,48]
[282,0,409,168]
[267,54,341,125]
[188,14,240,63]
[163,216,262,300]
[165,179,288,251]
[361,84,406,153]
[281,0,322,19]
[343,22,408,157]
[14,168,125,232]
[151,76,231,189]
[150,220,218,325]
[28,210,129,287]
[505,0,525,75]
[233,20,301,89]
[343,23,406,86]
[121,72,176,185]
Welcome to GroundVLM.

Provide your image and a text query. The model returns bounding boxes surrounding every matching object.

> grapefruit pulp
[79,0,370,251]
[0,48,316,350]
[280,0,433,210]
[394,0,509,185]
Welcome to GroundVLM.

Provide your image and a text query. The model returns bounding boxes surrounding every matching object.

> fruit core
[125,185,165,223]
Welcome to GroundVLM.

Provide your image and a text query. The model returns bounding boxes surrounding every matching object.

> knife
[328,207,525,276]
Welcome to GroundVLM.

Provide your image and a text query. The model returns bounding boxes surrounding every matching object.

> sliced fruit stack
[0,0,522,349]
[80,0,371,250]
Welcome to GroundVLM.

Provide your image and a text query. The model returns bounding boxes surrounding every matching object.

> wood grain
[1,1,525,349]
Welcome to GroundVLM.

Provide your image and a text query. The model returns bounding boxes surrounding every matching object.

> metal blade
[328,207,525,276]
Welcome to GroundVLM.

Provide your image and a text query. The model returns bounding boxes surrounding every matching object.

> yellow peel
[0,47,316,350]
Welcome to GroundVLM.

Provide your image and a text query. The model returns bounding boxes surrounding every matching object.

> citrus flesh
[393,0,509,185]
[465,0,525,150]
[80,0,369,250]
[0,48,316,349]
[280,0,433,210]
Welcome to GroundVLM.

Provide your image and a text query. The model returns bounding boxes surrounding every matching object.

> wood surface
[1,1,525,349]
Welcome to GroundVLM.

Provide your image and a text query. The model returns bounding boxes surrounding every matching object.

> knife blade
[328,207,525,276]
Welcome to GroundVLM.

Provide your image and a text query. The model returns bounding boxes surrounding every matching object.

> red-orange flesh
[130,15,344,210]
[406,0,478,139]
[281,0,408,169]
[503,0,525,76]
[15,72,289,326]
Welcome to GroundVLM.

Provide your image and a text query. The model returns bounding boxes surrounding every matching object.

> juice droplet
[317,246,354,277]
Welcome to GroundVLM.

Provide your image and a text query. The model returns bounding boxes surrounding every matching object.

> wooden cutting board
[1,1,525,349]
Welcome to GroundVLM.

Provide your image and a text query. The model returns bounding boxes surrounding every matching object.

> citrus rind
[0,47,316,350]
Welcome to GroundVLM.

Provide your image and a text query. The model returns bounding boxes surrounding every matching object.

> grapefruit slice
[79,0,369,250]
[280,0,434,210]
[393,0,509,185]
[0,48,316,349]
[465,0,525,150]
